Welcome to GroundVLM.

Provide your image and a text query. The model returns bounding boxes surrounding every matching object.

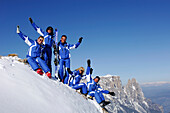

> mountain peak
[99,76,164,113]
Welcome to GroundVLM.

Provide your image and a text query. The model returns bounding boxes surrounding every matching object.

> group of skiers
[17,17,115,110]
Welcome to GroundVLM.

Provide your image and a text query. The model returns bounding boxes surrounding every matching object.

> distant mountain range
[98,75,163,113]
[141,82,170,113]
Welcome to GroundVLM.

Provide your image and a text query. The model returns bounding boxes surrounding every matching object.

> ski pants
[72,83,87,94]
[43,46,52,73]
[27,57,50,73]
[88,90,105,104]
[58,58,70,84]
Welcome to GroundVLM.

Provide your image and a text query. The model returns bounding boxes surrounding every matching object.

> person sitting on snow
[56,35,83,84]
[29,17,57,73]
[16,26,51,78]
[86,59,115,108]
[67,67,87,95]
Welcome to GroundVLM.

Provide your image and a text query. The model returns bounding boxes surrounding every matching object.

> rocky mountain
[99,75,164,113]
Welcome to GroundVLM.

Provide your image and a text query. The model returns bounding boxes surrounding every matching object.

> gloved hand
[29,17,33,24]
[55,28,58,31]
[109,92,115,96]
[67,68,72,74]
[78,37,83,43]
[87,59,91,67]
[90,68,93,74]
[17,25,20,33]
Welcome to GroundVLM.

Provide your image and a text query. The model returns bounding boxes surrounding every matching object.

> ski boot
[37,68,44,75]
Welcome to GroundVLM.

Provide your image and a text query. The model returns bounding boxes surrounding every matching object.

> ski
[102,107,109,113]
[54,29,59,79]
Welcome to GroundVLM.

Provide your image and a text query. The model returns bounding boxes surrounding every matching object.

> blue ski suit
[57,41,81,84]
[86,66,109,104]
[17,31,50,73]
[31,22,56,72]
[68,70,87,94]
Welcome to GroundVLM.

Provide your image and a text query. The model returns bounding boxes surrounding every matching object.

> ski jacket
[86,66,109,94]
[57,41,80,59]
[69,70,86,87]
[31,22,56,48]
[18,32,44,58]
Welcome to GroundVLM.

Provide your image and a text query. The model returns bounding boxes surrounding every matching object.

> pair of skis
[54,29,59,79]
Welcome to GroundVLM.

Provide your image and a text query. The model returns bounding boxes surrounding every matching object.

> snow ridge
[0,56,99,113]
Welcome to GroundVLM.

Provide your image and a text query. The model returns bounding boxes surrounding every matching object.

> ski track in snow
[0,56,100,113]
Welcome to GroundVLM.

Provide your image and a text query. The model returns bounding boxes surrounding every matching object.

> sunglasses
[39,38,44,41]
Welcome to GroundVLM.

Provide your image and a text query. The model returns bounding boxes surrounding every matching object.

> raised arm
[29,17,44,36]
[67,68,73,75]
[17,26,34,46]
[68,37,83,50]
[86,59,93,82]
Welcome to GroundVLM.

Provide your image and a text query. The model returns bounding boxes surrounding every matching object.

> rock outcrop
[99,75,164,113]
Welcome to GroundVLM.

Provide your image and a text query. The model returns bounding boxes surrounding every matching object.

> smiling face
[94,78,99,83]
[37,36,44,45]
[61,36,67,43]
[47,29,52,34]
[46,26,53,34]
[79,69,84,75]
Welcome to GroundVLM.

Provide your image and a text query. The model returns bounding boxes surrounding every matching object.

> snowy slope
[0,56,99,113]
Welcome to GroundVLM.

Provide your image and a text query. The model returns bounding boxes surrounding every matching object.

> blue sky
[0,0,170,84]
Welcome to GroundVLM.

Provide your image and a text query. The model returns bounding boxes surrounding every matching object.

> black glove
[55,28,58,31]
[87,59,91,67]
[67,68,72,74]
[29,17,33,24]
[78,37,83,43]
[90,68,93,74]
[109,92,115,96]
[40,55,44,60]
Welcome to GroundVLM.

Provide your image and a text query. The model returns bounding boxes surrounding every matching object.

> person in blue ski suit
[29,17,57,73]
[56,35,83,84]
[67,67,87,95]
[86,59,115,107]
[16,26,51,78]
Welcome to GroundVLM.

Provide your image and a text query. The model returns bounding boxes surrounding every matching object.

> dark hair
[61,35,67,39]
[46,26,53,34]
[38,36,44,39]
[95,76,100,81]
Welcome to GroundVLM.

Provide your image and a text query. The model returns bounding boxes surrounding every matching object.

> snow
[143,101,149,108]
[102,74,119,78]
[132,85,136,90]
[133,102,147,113]
[102,74,113,77]
[0,56,100,113]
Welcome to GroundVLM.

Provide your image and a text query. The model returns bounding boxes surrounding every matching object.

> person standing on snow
[67,67,87,95]
[86,59,115,108]
[16,26,52,78]
[56,35,83,84]
[29,17,57,73]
